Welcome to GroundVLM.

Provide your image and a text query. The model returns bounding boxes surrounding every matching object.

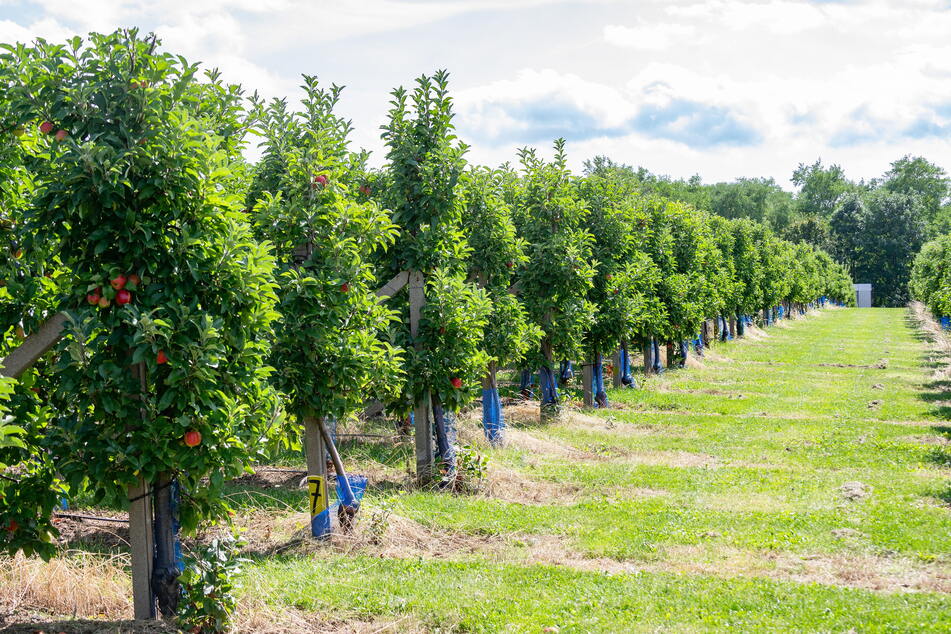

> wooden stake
[128,476,155,620]
[612,349,622,388]
[375,270,409,299]
[407,270,433,484]
[0,312,67,378]
[582,361,594,407]
[303,416,330,538]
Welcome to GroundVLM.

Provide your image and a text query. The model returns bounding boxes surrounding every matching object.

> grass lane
[241,308,951,631]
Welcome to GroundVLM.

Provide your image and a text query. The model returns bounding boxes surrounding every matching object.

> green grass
[246,554,950,633]
[237,308,951,631]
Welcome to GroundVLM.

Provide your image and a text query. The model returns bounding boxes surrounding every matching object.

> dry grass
[649,544,951,595]
[0,551,132,621]
[483,463,583,505]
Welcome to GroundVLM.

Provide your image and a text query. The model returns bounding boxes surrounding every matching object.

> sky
[1,0,949,188]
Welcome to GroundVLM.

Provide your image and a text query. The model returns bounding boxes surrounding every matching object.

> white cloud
[0,0,947,185]
[603,21,697,50]
[666,0,827,33]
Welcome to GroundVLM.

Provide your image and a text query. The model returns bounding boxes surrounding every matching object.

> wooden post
[303,416,330,537]
[128,476,155,620]
[0,312,67,378]
[728,317,736,339]
[612,349,622,388]
[665,342,674,369]
[643,338,652,375]
[126,360,159,620]
[582,361,594,407]
[375,270,409,299]
[408,270,433,484]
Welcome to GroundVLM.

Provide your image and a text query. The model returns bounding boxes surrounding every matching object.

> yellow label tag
[307,475,327,517]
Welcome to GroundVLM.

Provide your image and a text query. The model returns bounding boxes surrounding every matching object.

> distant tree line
[585,155,950,307]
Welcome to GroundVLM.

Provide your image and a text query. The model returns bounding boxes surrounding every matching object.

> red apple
[606,274,613,280]
[115,289,131,305]
[86,290,101,305]
[505,261,513,268]
[127,273,141,286]
[54,129,68,141]
[6,519,17,533]
[110,274,127,290]
[39,121,54,134]
[359,184,371,196]
[156,350,168,365]
[183,430,202,447]
[314,174,328,186]
[340,282,350,293]
[98,296,110,308]
[450,377,462,389]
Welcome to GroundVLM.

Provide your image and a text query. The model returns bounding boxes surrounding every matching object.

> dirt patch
[661,387,746,399]
[652,544,951,594]
[899,434,951,446]
[504,428,593,459]
[484,463,583,505]
[618,450,720,468]
[839,481,872,501]
[699,492,791,513]
[742,324,771,341]
[519,534,640,575]
[0,618,175,633]
[554,412,693,439]
[831,527,868,540]
[700,349,734,363]
[603,485,669,500]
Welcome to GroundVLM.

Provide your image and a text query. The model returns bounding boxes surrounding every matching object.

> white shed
[853,283,872,308]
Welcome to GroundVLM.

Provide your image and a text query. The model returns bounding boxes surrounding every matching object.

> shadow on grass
[923,447,951,469]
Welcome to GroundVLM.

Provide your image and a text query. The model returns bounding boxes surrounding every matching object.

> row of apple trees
[0,31,852,591]
[910,235,951,318]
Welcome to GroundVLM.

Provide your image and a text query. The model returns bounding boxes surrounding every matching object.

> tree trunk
[582,358,594,408]
[152,471,180,619]
[481,362,504,445]
[539,338,559,422]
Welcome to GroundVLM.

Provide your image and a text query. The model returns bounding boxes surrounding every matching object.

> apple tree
[379,70,490,478]
[508,140,595,420]
[4,30,284,615]
[639,196,718,369]
[247,78,403,443]
[459,166,540,441]
[578,172,660,403]
[0,41,84,560]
